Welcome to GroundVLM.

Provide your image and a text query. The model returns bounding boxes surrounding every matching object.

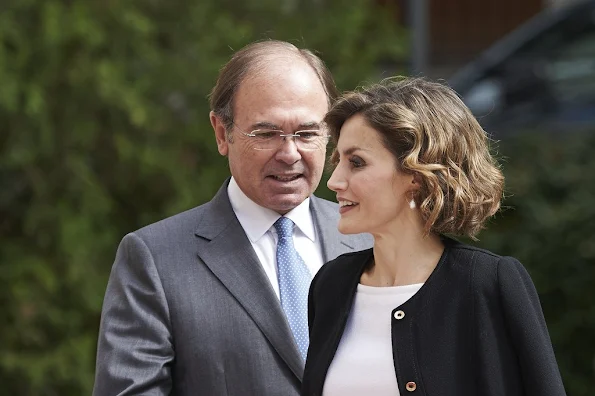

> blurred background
[1,0,594,394]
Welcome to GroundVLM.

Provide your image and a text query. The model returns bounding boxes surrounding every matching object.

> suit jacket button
[394,310,405,320]
[406,381,417,392]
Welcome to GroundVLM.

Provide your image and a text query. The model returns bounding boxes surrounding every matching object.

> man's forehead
[243,57,316,87]
[233,62,327,114]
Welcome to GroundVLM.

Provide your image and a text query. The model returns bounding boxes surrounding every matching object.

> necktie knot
[274,217,295,239]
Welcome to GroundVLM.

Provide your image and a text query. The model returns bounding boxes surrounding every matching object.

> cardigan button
[394,310,405,320]
[406,381,417,392]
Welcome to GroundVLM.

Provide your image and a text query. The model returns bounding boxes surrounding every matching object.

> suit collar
[227,177,316,243]
[193,180,236,241]
[193,180,366,382]
[194,179,305,380]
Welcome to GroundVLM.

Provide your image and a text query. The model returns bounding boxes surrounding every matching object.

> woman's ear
[410,172,422,191]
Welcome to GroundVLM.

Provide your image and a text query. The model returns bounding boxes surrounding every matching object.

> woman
[302,77,566,396]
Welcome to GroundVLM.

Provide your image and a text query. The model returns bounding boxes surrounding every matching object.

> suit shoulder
[311,195,339,209]
[310,195,339,218]
[129,203,211,244]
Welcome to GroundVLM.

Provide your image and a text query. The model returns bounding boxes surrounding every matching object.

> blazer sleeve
[93,233,173,396]
[497,256,567,396]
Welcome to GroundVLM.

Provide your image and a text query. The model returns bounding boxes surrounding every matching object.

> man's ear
[210,111,229,156]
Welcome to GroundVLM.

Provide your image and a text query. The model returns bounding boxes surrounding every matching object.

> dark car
[449,0,595,137]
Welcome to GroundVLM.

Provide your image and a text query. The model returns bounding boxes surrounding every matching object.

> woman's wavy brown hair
[325,77,504,239]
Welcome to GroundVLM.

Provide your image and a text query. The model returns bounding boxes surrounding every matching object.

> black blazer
[302,237,566,396]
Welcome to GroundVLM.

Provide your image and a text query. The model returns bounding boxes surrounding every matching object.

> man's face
[212,59,329,214]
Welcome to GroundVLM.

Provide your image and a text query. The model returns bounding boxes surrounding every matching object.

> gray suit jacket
[93,180,372,396]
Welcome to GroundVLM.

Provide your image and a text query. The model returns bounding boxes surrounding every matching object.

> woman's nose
[327,167,347,192]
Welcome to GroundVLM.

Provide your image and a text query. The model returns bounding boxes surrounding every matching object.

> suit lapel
[194,181,304,380]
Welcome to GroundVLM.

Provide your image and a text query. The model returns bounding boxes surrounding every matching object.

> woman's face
[327,114,417,235]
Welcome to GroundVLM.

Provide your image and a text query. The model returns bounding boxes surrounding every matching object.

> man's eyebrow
[297,121,321,130]
[250,121,280,130]
[249,121,322,131]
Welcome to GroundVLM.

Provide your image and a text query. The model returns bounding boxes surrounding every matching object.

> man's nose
[275,137,302,164]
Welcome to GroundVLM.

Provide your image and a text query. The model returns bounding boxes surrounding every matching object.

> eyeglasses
[236,128,330,151]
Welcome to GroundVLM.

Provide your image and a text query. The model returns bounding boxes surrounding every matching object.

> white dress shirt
[227,177,325,299]
[322,282,423,396]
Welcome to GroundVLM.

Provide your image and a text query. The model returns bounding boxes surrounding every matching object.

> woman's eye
[349,157,365,168]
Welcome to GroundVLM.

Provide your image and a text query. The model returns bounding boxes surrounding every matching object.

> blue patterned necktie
[274,216,312,361]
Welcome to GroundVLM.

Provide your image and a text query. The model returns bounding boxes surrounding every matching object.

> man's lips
[268,174,303,182]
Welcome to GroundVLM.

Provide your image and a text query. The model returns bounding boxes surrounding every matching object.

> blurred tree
[475,132,595,395]
[0,0,405,394]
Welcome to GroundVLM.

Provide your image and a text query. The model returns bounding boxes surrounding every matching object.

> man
[93,40,372,396]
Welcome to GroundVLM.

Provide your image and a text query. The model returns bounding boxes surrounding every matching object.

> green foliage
[0,0,406,394]
[474,132,595,395]
[5,0,592,394]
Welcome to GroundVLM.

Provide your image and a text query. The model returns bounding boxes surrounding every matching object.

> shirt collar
[227,177,316,243]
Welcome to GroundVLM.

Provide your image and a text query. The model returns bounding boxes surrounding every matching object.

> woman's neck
[361,230,445,287]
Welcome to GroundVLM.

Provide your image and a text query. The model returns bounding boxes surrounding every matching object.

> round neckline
[356,282,424,295]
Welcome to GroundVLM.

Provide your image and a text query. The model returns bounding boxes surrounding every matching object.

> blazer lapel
[194,181,304,380]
